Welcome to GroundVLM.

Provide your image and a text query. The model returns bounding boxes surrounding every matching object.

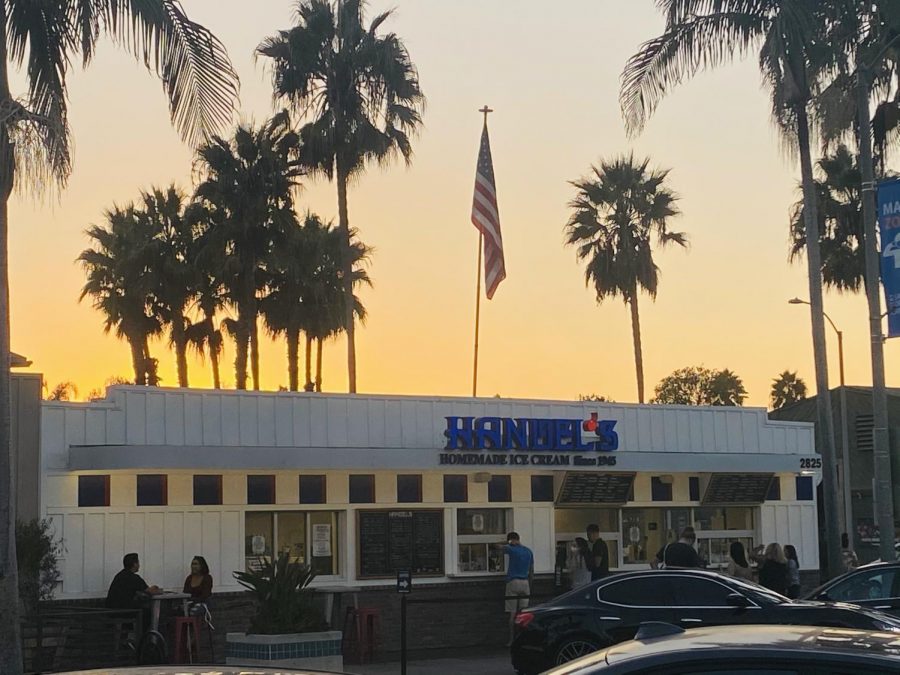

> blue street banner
[878,178,900,338]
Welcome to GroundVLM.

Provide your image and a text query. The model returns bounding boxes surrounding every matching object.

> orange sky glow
[10,0,899,406]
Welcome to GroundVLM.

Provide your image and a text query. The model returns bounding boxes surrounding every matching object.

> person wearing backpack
[652,526,702,569]
[586,524,609,580]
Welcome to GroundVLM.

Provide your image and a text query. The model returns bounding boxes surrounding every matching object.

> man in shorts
[500,531,533,647]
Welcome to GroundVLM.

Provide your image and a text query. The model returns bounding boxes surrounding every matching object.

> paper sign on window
[312,523,331,557]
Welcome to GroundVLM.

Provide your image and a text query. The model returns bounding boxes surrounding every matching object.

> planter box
[226,630,343,671]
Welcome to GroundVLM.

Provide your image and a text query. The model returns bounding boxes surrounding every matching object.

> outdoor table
[314,586,361,628]
[148,592,190,632]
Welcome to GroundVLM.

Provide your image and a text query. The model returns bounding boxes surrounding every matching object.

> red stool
[172,615,203,664]
[342,607,380,663]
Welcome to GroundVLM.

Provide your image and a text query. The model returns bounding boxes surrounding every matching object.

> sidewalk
[345,649,512,675]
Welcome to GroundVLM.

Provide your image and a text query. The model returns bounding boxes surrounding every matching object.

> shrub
[16,519,64,613]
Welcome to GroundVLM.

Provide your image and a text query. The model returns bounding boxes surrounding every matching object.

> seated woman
[183,556,213,605]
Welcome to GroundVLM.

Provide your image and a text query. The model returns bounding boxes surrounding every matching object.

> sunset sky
[10,0,899,407]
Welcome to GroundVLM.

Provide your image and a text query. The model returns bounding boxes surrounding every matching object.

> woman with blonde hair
[757,543,789,595]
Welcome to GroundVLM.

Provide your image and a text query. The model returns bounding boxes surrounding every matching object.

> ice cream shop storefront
[39,388,821,599]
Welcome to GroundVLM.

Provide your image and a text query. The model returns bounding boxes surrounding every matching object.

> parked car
[805,561,900,617]
[542,623,900,674]
[60,669,346,675]
[510,569,900,675]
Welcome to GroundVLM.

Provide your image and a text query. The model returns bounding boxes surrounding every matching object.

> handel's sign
[441,414,618,467]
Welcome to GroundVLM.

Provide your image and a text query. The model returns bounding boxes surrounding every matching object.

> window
[531,475,554,502]
[651,476,673,502]
[137,475,167,506]
[457,508,510,574]
[349,475,375,504]
[826,568,899,602]
[766,477,781,501]
[193,475,222,505]
[622,508,691,565]
[694,507,754,531]
[689,476,700,501]
[796,475,814,501]
[247,475,275,505]
[444,475,468,502]
[299,475,326,504]
[78,475,110,507]
[672,576,735,606]
[244,511,340,576]
[488,475,511,502]
[600,576,674,606]
[397,475,422,503]
[556,508,620,571]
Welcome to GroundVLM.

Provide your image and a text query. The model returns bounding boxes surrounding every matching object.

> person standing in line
[568,537,592,589]
[784,545,801,598]
[757,543,789,595]
[726,541,754,581]
[841,533,859,572]
[652,526,702,569]
[496,531,533,648]
[586,524,609,580]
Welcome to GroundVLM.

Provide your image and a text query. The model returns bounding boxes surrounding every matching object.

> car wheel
[554,637,600,664]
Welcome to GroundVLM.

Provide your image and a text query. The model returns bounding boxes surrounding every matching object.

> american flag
[471,124,506,299]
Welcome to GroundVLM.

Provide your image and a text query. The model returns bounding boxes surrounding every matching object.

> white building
[39,387,820,598]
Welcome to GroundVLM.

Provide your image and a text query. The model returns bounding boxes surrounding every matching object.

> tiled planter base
[226,630,343,671]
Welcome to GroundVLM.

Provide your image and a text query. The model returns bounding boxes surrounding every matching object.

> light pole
[789,298,852,540]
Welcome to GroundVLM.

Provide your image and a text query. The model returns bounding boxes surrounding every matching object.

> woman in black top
[757,542,789,595]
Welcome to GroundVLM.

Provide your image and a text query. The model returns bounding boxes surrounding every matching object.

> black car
[543,623,900,674]
[511,569,900,675]
[805,561,900,617]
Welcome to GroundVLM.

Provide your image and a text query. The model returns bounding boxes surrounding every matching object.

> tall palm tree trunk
[210,345,221,390]
[337,168,357,393]
[142,339,158,386]
[797,105,842,579]
[287,326,300,392]
[316,337,323,393]
[304,333,313,392]
[628,289,645,404]
[128,336,146,384]
[250,312,260,391]
[172,317,189,387]
[234,304,250,390]
[0,8,23,671]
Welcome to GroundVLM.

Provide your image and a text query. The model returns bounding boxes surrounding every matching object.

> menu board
[556,472,635,505]
[702,473,774,505]
[358,509,444,578]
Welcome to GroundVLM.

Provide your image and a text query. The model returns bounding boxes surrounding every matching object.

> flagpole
[472,105,492,398]
[473,232,483,397]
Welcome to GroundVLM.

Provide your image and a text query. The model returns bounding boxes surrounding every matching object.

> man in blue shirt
[500,531,533,647]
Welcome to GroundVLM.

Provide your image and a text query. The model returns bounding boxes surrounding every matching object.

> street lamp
[788,298,852,540]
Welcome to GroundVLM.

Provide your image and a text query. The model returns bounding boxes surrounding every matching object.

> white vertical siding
[759,503,820,570]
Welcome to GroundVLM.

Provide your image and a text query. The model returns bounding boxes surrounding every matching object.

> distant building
[11,351,41,521]
[769,387,900,562]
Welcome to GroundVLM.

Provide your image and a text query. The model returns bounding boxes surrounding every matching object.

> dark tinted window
[247,475,275,505]
[796,475,814,500]
[689,476,700,501]
[193,475,222,505]
[667,669,799,675]
[137,474,167,506]
[651,477,673,501]
[599,576,674,606]
[827,568,899,602]
[299,475,326,504]
[672,576,736,606]
[766,477,781,501]
[349,475,375,504]
[78,475,110,507]
[444,475,467,502]
[531,475,554,502]
[488,475,511,502]
[397,475,422,503]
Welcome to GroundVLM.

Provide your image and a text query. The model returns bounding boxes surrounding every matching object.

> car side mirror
[726,593,751,608]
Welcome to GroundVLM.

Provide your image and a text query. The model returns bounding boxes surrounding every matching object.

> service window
[244,511,340,576]
[456,508,510,574]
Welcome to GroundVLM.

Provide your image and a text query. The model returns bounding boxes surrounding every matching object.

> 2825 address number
[800,457,822,469]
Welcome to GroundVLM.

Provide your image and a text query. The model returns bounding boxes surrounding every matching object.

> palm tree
[143,185,197,387]
[78,205,162,386]
[0,5,238,667]
[185,271,226,390]
[257,0,424,393]
[620,0,843,578]
[771,370,808,409]
[789,146,865,293]
[192,112,303,390]
[45,381,77,402]
[565,154,687,404]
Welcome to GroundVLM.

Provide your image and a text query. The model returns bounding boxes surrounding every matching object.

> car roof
[578,624,900,669]
[58,668,346,675]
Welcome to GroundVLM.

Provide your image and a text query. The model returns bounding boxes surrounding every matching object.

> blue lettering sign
[444,416,619,452]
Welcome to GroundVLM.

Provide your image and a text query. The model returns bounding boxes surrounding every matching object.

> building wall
[12,372,41,522]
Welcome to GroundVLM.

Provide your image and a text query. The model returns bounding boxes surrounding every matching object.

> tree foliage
[652,366,748,406]
[16,519,63,614]
[770,370,808,409]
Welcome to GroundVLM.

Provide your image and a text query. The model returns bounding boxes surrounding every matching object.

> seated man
[106,553,162,633]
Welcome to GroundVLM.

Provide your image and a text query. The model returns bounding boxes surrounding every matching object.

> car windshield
[723,575,792,605]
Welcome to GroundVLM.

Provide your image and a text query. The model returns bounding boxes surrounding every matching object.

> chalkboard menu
[358,509,444,578]
[702,473,774,505]
[556,472,635,505]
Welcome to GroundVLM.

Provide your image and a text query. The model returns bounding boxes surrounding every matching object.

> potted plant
[226,552,342,669]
